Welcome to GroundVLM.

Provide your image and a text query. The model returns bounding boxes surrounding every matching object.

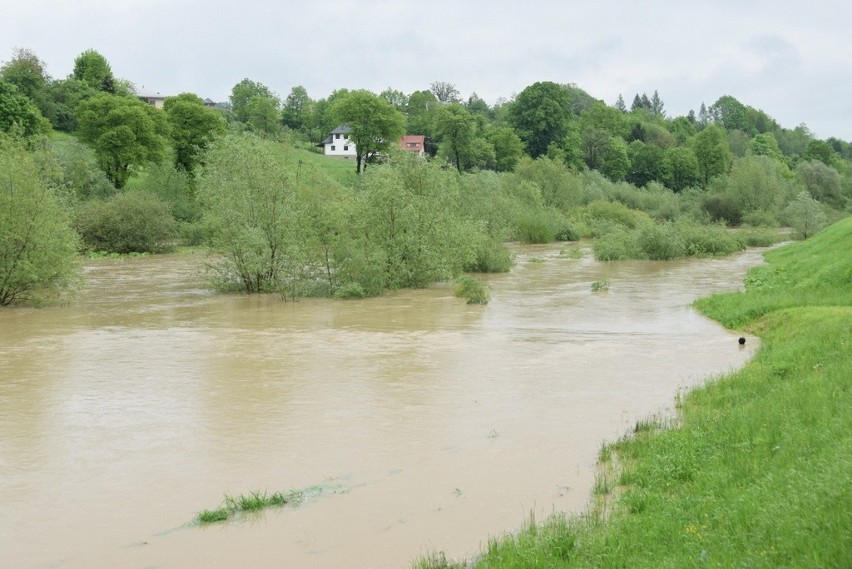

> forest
[2,47,851,306]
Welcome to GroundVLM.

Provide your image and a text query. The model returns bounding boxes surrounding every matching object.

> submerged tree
[0,136,81,306]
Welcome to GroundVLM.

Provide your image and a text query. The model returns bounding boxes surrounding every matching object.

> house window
[343,145,349,151]
[335,134,341,139]
[331,145,336,151]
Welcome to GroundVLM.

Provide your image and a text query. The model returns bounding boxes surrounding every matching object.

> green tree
[796,160,843,205]
[229,78,275,123]
[199,133,304,293]
[693,124,733,186]
[244,95,281,137]
[802,139,837,166]
[76,92,169,188]
[330,90,406,173]
[0,136,80,305]
[488,127,525,172]
[508,81,573,158]
[662,146,701,192]
[782,191,826,238]
[164,93,226,175]
[728,155,784,217]
[379,88,408,111]
[627,140,666,187]
[709,95,754,134]
[0,80,49,137]
[281,85,313,131]
[434,103,476,173]
[405,89,437,140]
[45,78,95,131]
[72,49,115,92]
[1,48,51,117]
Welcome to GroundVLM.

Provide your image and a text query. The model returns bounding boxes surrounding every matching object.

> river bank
[432,218,851,568]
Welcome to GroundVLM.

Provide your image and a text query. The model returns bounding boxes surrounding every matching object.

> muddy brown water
[0,244,763,569]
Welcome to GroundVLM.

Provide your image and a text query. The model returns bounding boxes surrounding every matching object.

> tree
[0,80,49,137]
[466,93,491,117]
[379,88,408,111]
[782,191,826,238]
[434,103,476,173]
[75,92,169,188]
[405,89,438,139]
[693,124,732,186]
[430,81,460,103]
[72,49,114,92]
[650,90,665,117]
[709,95,754,134]
[728,155,784,216]
[802,139,837,166]
[244,95,281,136]
[229,78,275,123]
[281,85,313,131]
[163,93,226,175]
[1,48,51,116]
[627,140,665,187]
[199,132,305,293]
[614,94,627,113]
[662,146,701,192]
[508,81,573,158]
[45,78,95,131]
[0,136,80,305]
[488,127,525,172]
[796,160,843,205]
[330,90,406,173]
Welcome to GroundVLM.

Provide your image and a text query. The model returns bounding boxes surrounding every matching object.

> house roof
[134,87,165,100]
[400,135,425,151]
[331,125,353,134]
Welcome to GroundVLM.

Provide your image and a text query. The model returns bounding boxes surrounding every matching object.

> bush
[676,221,745,257]
[74,191,177,253]
[454,275,490,304]
[702,193,743,225]
[515,211,556,243]
[465,239,514,273]
[638,223,686,260]
[593,227,643,261]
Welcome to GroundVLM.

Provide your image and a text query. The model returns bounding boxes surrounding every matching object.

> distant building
[318,125,357,159]
[135,87,166,109]
[399,135,426,156]
[319,126,427,159]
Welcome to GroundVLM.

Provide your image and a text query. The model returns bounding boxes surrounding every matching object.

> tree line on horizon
[1,47,851,305]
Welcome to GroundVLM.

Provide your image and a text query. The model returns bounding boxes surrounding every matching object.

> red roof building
[399,135,426,155]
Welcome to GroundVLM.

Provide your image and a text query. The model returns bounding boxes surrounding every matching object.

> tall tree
[330,90,406,173]
[75,92,169,188]
[72,49,114,92]
[434,103,476,173]
[488,127,525,172]
[650,90,665,117]
[163,93,226,175]
[614,94,627,112]
[508,81,573,158]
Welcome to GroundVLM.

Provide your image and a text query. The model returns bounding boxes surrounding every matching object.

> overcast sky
[4,0,851,140]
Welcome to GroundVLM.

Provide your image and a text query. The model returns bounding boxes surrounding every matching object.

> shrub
[74,190,177,253]
[593,227,643,261]
[515,211,556,243]
[702,193,743,225]
[454,275,490,304]
[465,239,514,273]
[676,221,745,257]
[638,223,686,260]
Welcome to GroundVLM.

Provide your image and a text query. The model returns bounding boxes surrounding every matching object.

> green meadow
[419,217,852,568]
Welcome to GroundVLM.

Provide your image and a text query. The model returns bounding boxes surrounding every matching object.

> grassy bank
[418,217,852,568]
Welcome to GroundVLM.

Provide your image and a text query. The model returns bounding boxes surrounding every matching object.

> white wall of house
[324,131,356,158]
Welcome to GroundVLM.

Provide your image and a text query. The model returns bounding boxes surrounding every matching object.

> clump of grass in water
[591,279,610,292]
[196,490,304,525]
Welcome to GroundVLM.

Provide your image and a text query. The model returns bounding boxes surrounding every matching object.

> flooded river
[0,244,762,568]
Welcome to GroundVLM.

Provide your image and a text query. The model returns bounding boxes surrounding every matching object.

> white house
[319,125,357,159]
[135,87,166,109]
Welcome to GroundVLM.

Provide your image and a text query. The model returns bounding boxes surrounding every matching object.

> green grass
[415,217,852,568]
[454,275,491,305]
[195,490,305,525]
